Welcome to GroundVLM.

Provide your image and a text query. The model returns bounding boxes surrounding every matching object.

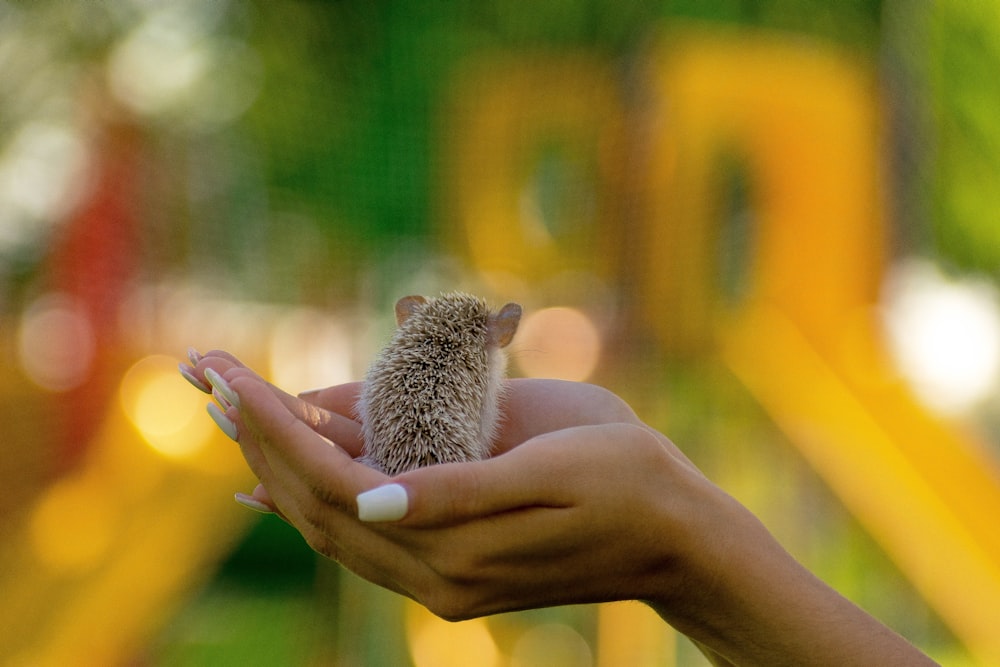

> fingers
[292,382,365,456]
[180,349,365,456]
[348,423,684,618]
[298,382,363,417]
[234,491,277,514]
[229,373,385,509]
[201,348,248,365]
[226,376,435,598]
[231,369,364,457]
[221,373,387,564]
[203,373,694,621]
[493,379,643,452]
[178,349,254,395]
[298,378,642,457]
[372,424,641,529]
[499,379,701,474]
[234,483,279,514]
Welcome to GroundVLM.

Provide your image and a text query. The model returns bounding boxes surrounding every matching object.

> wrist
[642,481,938,666]
[641,475,758,644]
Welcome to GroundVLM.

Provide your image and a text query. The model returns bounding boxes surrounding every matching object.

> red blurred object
[42,120,143,472]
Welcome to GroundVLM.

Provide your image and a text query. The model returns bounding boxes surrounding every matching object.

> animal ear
[488,302,522,348]
[395,295,427,325]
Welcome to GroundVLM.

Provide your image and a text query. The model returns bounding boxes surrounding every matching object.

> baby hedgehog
[357,292,522,476]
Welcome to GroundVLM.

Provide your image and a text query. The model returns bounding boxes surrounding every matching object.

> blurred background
[1,0,999,665]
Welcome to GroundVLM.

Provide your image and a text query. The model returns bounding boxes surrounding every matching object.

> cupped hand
[182,349,697,471]
[180,350,942,667]
[359,421,715,620]
[183,352,716,620]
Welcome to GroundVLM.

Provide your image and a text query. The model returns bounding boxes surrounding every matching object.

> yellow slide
[642,29,1000,664]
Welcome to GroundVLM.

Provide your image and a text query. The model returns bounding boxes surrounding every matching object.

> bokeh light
[883,260,1000,415]
[119,354,215,461]
[30,473,117,574]
[511,623,592,667]
[513,306,601,382]
[106,2,261,130]
[2,2,999,665]
[17,292,96,392]
[0,121,89,240]
[268,308,355,395]
[406,603,500,667]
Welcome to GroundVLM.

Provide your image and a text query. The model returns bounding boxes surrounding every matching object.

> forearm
[207,362,937,664]
[645,485,938,666]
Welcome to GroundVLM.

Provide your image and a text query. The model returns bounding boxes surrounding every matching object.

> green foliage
[929,2,1000,278]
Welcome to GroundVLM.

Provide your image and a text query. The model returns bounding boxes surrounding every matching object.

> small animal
[357,292,522,475]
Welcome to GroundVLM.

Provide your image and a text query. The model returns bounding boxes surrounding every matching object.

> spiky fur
[357,292,518,475]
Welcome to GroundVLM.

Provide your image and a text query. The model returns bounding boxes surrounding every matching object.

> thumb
[355,427,605,527]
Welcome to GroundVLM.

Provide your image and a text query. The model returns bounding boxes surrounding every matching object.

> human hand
[181,350,369,449]
[180,349,939,666]
[180,351,713,618]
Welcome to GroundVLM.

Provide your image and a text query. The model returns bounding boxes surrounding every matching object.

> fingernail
[205,368,240,409]
[234,492,273,514]
[357,483,409,522]
[207,402,238,441]
[298,388,320,403]
[212,387,232,411]
[187,347,202,366]
[178,363,211,392]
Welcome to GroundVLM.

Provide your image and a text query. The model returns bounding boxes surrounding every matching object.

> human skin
[182,351,938,667]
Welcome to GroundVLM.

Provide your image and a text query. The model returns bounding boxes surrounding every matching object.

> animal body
[357,292,522,475]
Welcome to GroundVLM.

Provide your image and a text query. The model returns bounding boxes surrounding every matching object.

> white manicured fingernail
[212,387,232,411]
[178,363,211,392]
[205,368,240,408]
[207,402,238,441]
[357,483,408,522]
[235,492,273,514]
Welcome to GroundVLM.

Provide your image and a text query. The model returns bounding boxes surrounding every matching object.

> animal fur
[357,292,521,475]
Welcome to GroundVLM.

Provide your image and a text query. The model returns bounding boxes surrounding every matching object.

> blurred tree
[928,1,1000,278]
